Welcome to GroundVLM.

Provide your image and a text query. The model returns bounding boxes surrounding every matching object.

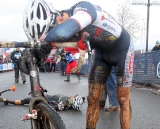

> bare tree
[116,0,142,41]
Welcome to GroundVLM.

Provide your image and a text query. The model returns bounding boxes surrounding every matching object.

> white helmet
[23,0,61,43]
[72,96,83,110]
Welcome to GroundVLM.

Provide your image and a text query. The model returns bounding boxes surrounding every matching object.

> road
[0,71,160,129]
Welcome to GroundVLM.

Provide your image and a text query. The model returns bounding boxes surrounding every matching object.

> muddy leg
[117,86,131,129]
[86,83,104,129]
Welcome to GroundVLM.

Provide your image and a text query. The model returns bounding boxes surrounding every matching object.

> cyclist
[20,0,134,129]
[1,94,85,111]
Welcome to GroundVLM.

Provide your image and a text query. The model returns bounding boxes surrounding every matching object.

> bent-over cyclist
[19,0,134,129]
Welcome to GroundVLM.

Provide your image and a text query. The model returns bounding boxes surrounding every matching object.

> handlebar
[0,85,16,96]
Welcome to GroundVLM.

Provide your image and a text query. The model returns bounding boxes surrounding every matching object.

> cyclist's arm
[45,1,97,43]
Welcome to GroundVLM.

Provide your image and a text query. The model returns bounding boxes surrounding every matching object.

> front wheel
[34,102,66,129]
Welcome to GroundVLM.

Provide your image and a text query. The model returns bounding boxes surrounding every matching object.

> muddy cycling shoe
[105,106,119,112]
[99,100,106,108]
[23,81,26,84]
[0,97,8,105]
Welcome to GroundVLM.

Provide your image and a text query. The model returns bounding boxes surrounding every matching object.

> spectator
[99,67,119,111]
[50,54,57,72]
[151,40,160,75]
[4,55,11,64]
[105,66,119,111]
[0,56,3,64]
[151,40,160,51]
[45,56,51,72]
[10,47,26,84]
[59,49,67,76]
[64,52,80,82]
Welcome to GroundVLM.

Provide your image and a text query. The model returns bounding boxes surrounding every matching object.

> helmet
[156,40,160,45]
[72,96,83,110]
[23,0,61,43]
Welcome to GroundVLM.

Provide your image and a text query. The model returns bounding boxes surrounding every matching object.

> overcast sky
[0,0,160,51]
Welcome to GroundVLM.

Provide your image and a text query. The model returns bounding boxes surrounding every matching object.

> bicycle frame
[0,33,90,129]
[26,50,49,128]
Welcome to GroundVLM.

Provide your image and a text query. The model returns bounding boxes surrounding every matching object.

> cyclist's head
[15,47,20,51]
[156,40,160,45]
[23,0,61,43]
[72,95,84,110]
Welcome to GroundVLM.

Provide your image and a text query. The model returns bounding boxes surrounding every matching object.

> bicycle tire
[34,102,66,129]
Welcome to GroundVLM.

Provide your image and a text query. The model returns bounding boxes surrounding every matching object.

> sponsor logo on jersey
[105,35,116,41]
[129,53,134,74]
[95,28,102,37]
[74,7,87,12]
[103,23,107,27]
[101,16,105,20]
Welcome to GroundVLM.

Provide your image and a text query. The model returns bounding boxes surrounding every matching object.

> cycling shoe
[0,97,8,105]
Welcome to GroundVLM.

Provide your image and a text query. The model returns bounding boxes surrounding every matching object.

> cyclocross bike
[0,33,91,129]
[0,41,66,129]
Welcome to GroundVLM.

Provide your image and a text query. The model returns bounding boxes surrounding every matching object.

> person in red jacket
[45,56,51,72]
[50,54,57,72]
[64,51,80,82]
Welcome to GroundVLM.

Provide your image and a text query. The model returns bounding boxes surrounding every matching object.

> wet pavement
[0,71,160,129]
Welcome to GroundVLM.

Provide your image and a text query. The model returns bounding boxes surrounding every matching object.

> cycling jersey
[45,1,134,87]
[47,94,72,110]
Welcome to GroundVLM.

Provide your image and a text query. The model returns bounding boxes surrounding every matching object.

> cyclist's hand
[58,101,64,110]
[77,32,89,50]
[34,42,53,67]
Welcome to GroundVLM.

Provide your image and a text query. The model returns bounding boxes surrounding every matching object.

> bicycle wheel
[34,102,66,129]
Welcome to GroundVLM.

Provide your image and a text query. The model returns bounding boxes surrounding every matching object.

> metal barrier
[79,51,160,84]
[133,51,160,84]
[0,63,13,71]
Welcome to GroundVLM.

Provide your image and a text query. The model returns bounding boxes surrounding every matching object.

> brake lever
[82,32,92,61]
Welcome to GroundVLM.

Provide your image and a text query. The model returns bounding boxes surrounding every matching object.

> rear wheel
[34,102,66,129]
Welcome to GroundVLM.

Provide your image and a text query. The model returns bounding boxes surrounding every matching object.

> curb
[149,83,160,89]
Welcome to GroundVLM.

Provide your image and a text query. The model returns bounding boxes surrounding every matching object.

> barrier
[78,51,160,84]
[0,63,14,72]
[133,51,160,84]
[1,51,160,84]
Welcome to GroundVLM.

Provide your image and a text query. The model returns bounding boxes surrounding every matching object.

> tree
[116,0,142,41]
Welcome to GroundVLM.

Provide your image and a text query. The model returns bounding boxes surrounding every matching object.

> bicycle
[0,42,66,129]
[0,32,90,129]
[0,85,16,105]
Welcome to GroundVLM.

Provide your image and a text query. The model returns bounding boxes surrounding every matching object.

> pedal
[22,110,37,121]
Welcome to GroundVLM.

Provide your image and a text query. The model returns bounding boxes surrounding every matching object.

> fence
[79,51,160,84]
[133,51,160,84]
[0,63,13,71]
[2,51,160,84]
